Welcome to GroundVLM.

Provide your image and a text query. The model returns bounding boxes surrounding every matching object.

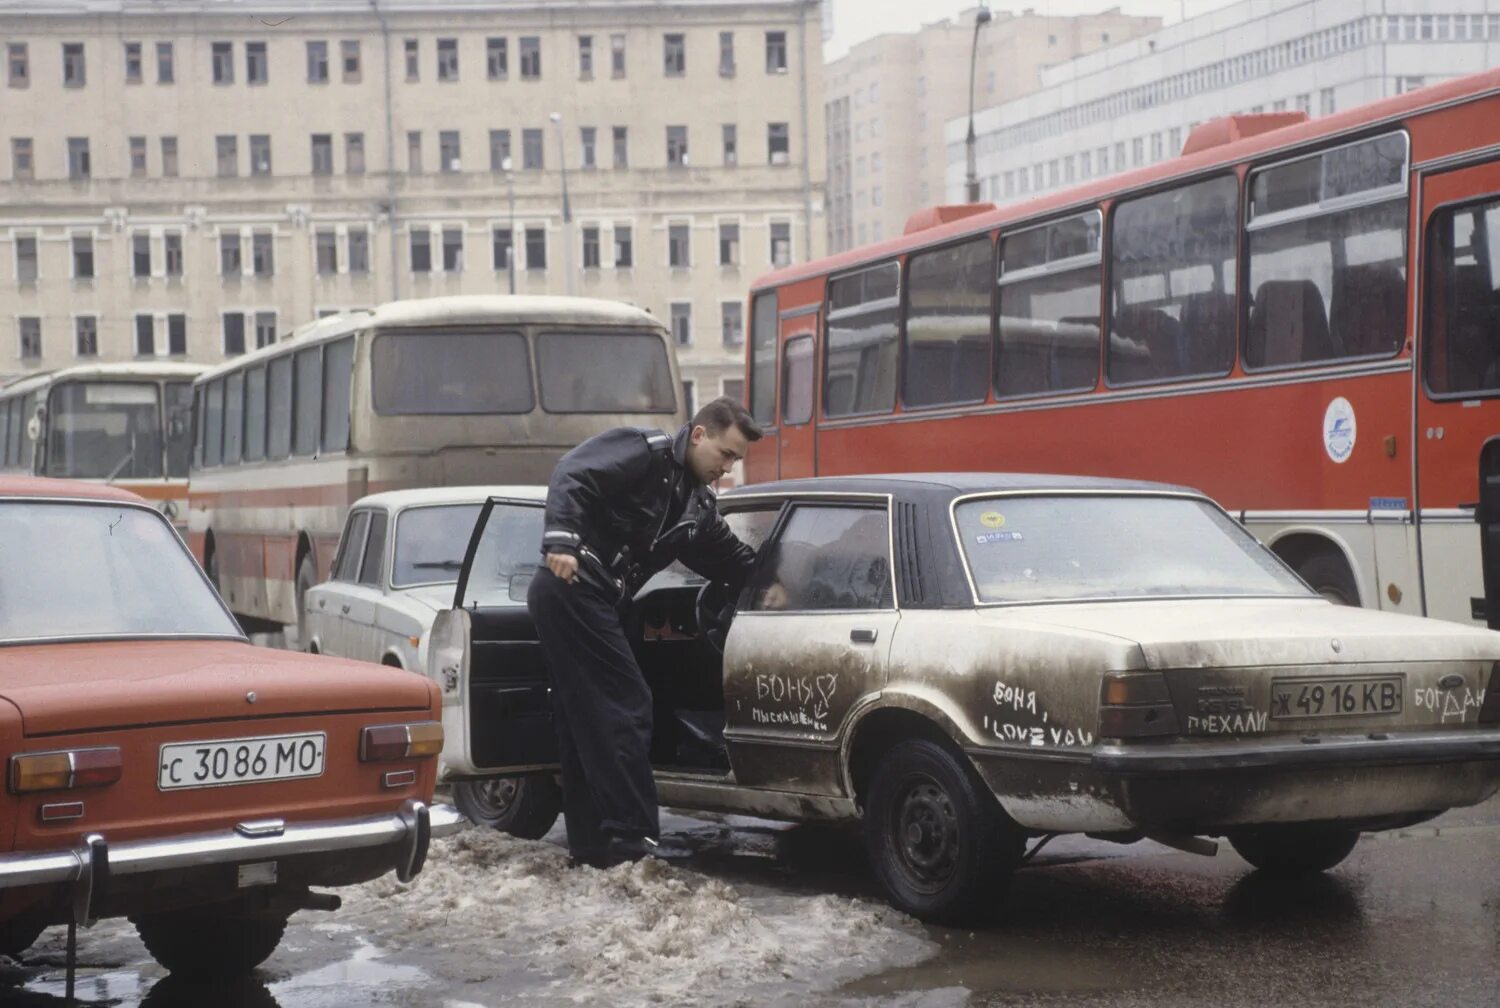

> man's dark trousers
[527,565,659,860]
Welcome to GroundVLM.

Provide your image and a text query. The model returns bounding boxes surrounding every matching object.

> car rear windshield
[953,495,1311,604]
[44,381,164,479]
[535,331,676,413]
[462,503,546,606]
[392,502,484,588]
[0,502,241,642]
[371,329,534,415]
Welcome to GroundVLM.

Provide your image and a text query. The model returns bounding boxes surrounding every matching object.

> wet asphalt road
[4,792,1498,1008]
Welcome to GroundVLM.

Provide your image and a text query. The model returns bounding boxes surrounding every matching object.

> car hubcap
[895,778,958,887]
[477,777,519,816]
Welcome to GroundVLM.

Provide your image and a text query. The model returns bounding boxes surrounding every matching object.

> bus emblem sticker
[1323,397,1356,464]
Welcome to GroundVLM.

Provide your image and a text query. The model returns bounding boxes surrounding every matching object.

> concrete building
[950,0,1500,205]
[824,5,1159,253]
[0,0,826,412]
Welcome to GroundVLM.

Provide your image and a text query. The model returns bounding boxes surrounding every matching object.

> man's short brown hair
[692,396,763,442]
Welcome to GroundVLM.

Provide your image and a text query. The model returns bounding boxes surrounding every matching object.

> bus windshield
[44,381,165,480]
[536,331,677,413]
[372,330,534,415]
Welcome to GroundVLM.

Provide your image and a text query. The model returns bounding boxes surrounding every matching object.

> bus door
[1415,159,1500,625]
[777,308,819,479]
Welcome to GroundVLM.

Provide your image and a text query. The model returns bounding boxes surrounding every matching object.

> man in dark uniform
[527,397,762,868]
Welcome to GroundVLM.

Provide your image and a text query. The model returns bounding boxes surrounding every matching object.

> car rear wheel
[454,774,562,840]
[1229,824,1359,876]
[862,739,1023,925]
[132,904,288,978]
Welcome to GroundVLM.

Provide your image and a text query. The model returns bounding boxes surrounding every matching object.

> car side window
[359,511,388,587]
[748,504,892,611]
[333,510,370,582]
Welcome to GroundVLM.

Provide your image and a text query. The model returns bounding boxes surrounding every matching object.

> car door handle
[850,628,877,644]
[317,599,325,609]
[341,605,351,615]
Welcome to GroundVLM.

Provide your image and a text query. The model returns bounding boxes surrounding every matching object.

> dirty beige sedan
[427,474,1500,924]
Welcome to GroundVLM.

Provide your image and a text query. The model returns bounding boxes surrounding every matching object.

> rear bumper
[1092,728,1500,774]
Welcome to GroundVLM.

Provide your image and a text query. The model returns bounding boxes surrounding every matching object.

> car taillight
[360,722,444,762]
[1098,672,1179,740]
[9,747,123,793]
[1479,662,1500,724]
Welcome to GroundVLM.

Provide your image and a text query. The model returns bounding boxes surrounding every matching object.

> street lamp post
[965,5,993,204]
[502,156,516,295]
[549,111,575,296]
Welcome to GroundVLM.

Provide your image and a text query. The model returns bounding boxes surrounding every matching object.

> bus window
[45,381,165,480]
[267,354,293,459]
[998,211,1102,398]
[372,330,531,415]
[223,371,245,466]
[322,337,354,453]
[1109,175,1237,385]
[824,262,900,418]
[165,381,194,478]
[536,331,675,413]
[1424,197,1500,396]
[1246,132,1408,369]
[203,380,223,468]
[293,346,322,456]
[904,237,992,408]
[782,335,814,425]
[243,366,267,463]
[749,292,778,425]
[0,402,9,466]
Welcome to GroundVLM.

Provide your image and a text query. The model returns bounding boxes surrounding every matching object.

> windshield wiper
[411,559,464,569]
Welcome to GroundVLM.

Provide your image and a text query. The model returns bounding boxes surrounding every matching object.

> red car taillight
[1479,662,1500,724]
[360,721,444,762]
[1098,672,1180,740]
[8,747,123,793]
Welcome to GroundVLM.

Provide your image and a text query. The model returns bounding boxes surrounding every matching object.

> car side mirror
[508,571,534,603]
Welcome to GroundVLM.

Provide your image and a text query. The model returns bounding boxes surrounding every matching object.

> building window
[255,312,277,349]
[610,33,626,77]
[132,233,151,277]
[247,41,268,84]
[164,231,183,276]
[1320,87,1337,116]
[769,221,791,267]
[16,236,38,282]
[670,302,692,345]
[669,223,691,267]
[348,228,369,273]
[487,37,507,79]
[722,123,737,165]
[578,35,593,78]
[721,376,745,405]
[11,137,32,180]
[316,229,338,274]
[306,40,328,83]
[345,132,365,174]
[581,225,600,268]
[719,31,735,76]
[72,234,94,279]
[767,122,789,165]
[525,226,546,269]
[211,41,233,83]
[442,227,464,271]
[167,313,186,355]
[492,227,513,271]
[580,126,596,168]
[404,38,419,80]
[215,135,238,177]
[220,232,241,275]
[341,40,360,81]
[522,128,544,169]
[156,41,173,83]
[128,135,147,177]
[721,302,744,347]
[765,31,787,73]
[135,314,155,355]
[407,131,422,172]
[8,42,28,87]
[67,137,90,179]
[19,317,41,359]
[249,134,271,176]
[161,136,178,177]
[437,38,458,80]
[252,231,274,276]
[718,221,739,265]
[663,33,685,76]
[666,125,688,166]
[223,313,245,356]
[311,133,333,175]
[519,36,541,79]
[612,126,628,168]
[614,224,633,267]
[681,379,696,419]
[410,229,432,272]
[62,42,85,87]
[440,130,461,172]
[75,316,98,357]
[490,129,511,171]
[124,41,142,83]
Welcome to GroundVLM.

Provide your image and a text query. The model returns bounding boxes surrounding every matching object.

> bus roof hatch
[902,203,996,236]
[1181,111,1309,157]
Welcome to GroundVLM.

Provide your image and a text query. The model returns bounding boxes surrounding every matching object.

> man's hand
[546,552,579,583]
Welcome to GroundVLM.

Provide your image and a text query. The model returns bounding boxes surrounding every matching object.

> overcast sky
[824,0,1244,60]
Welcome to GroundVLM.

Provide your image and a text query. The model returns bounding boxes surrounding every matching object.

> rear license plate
[1270,676,1403,719]
[158,732,326,791]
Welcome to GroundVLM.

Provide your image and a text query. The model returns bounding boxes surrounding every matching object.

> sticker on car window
[976,531,1023,544]
[978,511,1006,528]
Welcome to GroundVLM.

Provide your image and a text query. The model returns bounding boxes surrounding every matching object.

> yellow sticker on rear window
[979,511,1006,528]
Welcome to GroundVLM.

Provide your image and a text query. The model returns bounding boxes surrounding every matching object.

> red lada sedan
[0,476,462,976]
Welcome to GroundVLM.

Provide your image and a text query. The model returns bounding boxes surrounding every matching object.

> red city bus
[744,67,1500,628]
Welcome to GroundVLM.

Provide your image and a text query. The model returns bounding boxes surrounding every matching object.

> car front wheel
[132,904,288,977]
[454,774,562,840]
[862,739,1023,925]
[1229,824,1359,876]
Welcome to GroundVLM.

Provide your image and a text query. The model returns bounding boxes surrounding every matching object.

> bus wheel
[1296,551,1359,606]
[204,543,220,591]
[295,554,317,645]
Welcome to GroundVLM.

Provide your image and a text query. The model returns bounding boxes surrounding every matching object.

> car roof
[0,476,148,505]
[725,472,1201,499]
[352,485,548,510]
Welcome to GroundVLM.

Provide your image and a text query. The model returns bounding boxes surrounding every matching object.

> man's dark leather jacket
[540,425,755,598]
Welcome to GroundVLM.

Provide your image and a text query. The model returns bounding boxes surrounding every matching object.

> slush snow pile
[340,828,935,1005]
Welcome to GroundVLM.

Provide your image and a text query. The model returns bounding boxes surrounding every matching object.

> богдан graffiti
[1413,685,1487,722]
[982,680,1093,747]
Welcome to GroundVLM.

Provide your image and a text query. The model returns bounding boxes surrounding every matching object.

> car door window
[358,511,388,587]
[333,511,370,582]
[748,504,893,611]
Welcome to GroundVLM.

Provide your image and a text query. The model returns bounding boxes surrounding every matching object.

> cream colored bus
[188,295,684,634]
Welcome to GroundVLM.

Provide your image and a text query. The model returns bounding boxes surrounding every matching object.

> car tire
[0,914,46,956]
[1295,551,1359,606]
[454,774,562,840]
[294,553,317,648]
[132,905,288,978]
[1229,824,1359,876]
[862,739,1023,925]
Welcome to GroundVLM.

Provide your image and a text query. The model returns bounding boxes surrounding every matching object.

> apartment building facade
[0,0,826,411]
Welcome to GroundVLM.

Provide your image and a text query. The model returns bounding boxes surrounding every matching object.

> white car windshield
[0,501,242,642]
[392,503,484,588]
[953,495,1312,604]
